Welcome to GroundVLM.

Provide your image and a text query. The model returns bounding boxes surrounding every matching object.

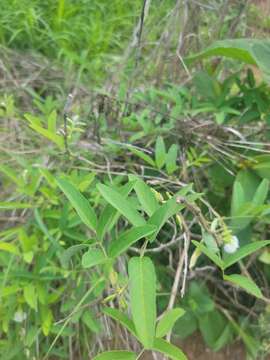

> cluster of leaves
[0,38,270,360]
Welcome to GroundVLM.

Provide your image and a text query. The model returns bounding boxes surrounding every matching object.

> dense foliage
[0,1,270,359]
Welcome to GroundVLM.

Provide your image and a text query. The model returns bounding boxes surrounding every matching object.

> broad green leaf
[128,146,155,167]
[23,284,38,311]
[186,39,270,82]
[93,351,136,360]
[40,305,53,336]
[108,225,156,258]
[156,308,185,338]
[130,176,159,216]
[192,241,224,269]
[166,144,178,174]
[102,307,137,339]
[147,197,184,242]
[231,181,245,217]
[155,136,166,169]
[186,39,257,64]
[223,274,263,299]
[252,179,269,206]
[223,240,270,269]
[0,202,32,209]
[252,155,270,179]
[97,184,145,227]
[152,338,187,360]
[0,242,20,255]
[56,177,97,231]
[202,232,219,254]
[82,249,107,268]
[97,181,135,241]
[128,257,156,348]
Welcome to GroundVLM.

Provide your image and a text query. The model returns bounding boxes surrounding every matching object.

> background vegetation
[0,1,270,359]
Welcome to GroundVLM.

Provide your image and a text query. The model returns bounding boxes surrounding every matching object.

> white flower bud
[223,235,239,254]
[13,311,27,323]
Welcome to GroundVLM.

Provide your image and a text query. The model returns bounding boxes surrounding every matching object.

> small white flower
[13,310,27,323]
[223,235,239,254]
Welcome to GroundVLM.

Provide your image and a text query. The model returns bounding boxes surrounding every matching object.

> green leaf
[231,181,245,217]
[40,305,53,336]
[156,308,185,338]
[186,39,270,83]
[166,144,178,174]
[0,202,32,209]
[108,225,156,258]
[47,110,57,133]
[155,136,166,169]
[128,256,156,348]
[130,176,159,216]
[23,284,38,311]
[128,146,155,167]
[252,155,270,179]
[82,311,101,333]
[25,113,64,149]
[93,351,136,360]
[82,249,107,268]
[0,242,20,255]
[102,307,137,339]
[223,240,270,269]
[192,241,224,269]
[223,274,263,299]
[252,178,269,206]
[56,177,97,232]
[97,181,135,241]
[186,39,256,64]
[147,197,184,242]
[152,338,187,360]
[97,184,145,227]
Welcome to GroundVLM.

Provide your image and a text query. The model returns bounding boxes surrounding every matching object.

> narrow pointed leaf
[166,144,178,174]
[108,225,157,258]
[152,338,188,360]
[102,308,137,339]
[224,240,270,269]
[128,147,155,167]
[97,184,145,226]
[231,181,245,217]
[192,241,224,269]
[252,179,269,206]
[223,274,263,299]
[148,197,184,242]
[82,249,107,268]
[155,136,166,169]
[128,257,156,348]
[97,181,135,240]
[56,177,97,231]
[0,202,32,209]
[156,308,185,338]
[93,351,137,360]
[130,176,159,216]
